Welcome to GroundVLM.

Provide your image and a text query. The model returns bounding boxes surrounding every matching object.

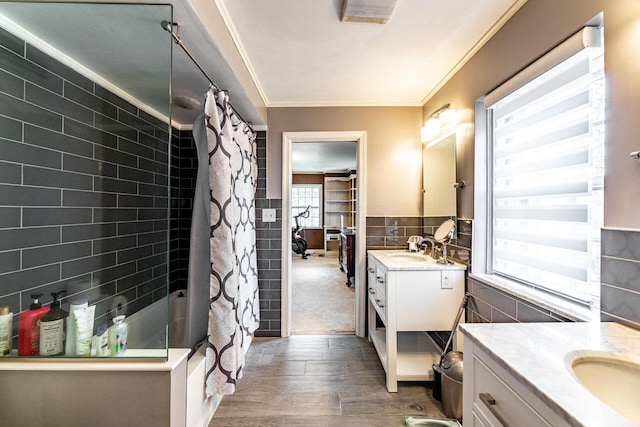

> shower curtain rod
[161,21,253,131]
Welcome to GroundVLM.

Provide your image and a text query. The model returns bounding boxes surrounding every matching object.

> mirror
[434,218,456,243]
[422,132,457,217]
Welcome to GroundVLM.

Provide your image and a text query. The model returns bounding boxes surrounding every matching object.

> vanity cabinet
[463,337,570,427]
[367,251,465,392]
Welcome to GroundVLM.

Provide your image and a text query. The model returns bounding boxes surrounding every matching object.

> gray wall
[0,27,169,341]
[424,0,640,230]
[422,0,640,328]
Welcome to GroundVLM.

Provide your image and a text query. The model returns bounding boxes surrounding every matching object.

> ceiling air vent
[341,0,397,24]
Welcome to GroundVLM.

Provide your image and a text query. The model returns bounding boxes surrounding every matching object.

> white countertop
[460,322,640,427]
[368,250,467,271]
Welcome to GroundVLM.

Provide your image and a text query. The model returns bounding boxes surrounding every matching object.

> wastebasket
[440,351,463,421]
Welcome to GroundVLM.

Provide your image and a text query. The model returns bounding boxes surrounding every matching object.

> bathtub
[125,290,226,426]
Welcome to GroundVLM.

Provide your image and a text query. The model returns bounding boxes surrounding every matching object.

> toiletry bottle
[74,305,95,356]
[109,315,128,356]
[39,291,68,356]
[92,325,109,357]
[65,299,88,356]
[18,294,50,356]
[0,306,13,357]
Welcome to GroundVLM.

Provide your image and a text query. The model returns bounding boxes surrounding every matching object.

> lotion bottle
[39,291,68,356]
[109,315,128,356]
[65,299,88,356]
[18,294,50,356]
[0,306,13,357]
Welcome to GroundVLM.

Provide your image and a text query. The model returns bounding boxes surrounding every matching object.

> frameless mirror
[0,2,172,359]
[422,132,457,217]
[434,219,456,243]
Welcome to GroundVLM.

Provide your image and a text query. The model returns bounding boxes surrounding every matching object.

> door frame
[281,131,367,338]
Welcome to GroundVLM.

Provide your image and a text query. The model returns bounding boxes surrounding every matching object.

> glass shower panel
[0,3,172,359]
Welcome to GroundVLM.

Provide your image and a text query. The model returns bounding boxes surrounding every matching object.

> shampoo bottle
[0,306,13,357]
[18,294,50,356]
[109,315,128,356]
[39,291,68,356]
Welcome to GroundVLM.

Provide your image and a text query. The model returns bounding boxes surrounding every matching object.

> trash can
[440,351,463,421]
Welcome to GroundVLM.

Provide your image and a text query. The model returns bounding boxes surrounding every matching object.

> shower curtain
[201,88,259,397]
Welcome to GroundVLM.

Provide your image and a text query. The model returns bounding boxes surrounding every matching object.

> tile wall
[365,216,423,249]
[169,128,197,293]
[601,228,640,328]
[254,132,283,337]
[0,27,170,336]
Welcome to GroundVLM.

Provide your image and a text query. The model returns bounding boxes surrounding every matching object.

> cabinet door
[473,355,551,427]
[394,270,464,331]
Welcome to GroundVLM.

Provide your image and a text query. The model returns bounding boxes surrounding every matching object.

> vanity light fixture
[420,104,458,145]
[631,151,640,162]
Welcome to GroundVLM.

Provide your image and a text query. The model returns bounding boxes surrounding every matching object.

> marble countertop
[460,322,640,427]
[368,250,467,271]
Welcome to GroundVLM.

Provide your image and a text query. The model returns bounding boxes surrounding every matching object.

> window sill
[468,273,599,323]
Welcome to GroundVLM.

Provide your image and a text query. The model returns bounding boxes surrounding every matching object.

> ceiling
[216,0,527,107]
[292,142,357,173]
[0,0,527,129]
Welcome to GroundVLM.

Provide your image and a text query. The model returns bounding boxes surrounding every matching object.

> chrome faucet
[418,237,438,258]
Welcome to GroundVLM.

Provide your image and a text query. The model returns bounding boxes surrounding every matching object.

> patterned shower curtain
[203,88,259,397]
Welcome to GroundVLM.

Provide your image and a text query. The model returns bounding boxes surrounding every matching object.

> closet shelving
[323,172,356,253]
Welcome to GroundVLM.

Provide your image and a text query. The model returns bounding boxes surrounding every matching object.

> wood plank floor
[210,334,447,426]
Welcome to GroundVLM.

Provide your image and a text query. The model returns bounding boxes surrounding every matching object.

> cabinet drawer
[473,355,551,427]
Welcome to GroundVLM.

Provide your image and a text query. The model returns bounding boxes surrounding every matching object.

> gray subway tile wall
[365,216,422,249]
[601,228,640,328]
[254,131,283,337]
[169,127,197,293]
[0,28,170,339]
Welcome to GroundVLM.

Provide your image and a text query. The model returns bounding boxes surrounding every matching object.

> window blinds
[488,27,604,305]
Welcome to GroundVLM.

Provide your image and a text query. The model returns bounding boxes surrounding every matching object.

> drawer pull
[368,287,375,294]
[479,393,511,427]
[375,299,385,308]
[376,278,385,284]
[368,267,375,273]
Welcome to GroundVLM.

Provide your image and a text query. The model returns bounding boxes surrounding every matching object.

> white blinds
[488,30,604,305]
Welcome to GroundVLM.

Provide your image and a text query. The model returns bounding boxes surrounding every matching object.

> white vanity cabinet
[463,336,570,427]
[367,250,466,392]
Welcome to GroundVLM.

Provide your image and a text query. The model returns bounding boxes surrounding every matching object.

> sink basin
[385,252,430,262]
[567,351,640,424]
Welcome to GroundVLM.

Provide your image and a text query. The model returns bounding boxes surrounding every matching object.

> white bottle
[65,299,88,356]
[0,306,13,357]
[109,315,128,356]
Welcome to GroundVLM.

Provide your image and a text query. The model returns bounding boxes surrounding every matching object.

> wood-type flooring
[210,334,448,426]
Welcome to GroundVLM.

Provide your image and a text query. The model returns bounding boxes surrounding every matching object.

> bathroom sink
[385,252,430,262]
[567,351,640,424]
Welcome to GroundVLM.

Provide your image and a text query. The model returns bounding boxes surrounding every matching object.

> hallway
[211,335,446,426]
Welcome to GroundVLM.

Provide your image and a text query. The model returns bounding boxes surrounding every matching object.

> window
[292,184,322,228]
[479,26,604,312]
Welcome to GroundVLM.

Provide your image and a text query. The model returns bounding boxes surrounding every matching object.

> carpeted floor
[291,252,355,334]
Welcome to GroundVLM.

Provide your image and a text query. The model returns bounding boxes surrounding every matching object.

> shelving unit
[323,173,356,253]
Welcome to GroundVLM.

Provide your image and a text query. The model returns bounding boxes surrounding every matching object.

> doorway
[281,131,367,337]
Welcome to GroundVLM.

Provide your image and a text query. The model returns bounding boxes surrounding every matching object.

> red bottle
[18,293,50,356]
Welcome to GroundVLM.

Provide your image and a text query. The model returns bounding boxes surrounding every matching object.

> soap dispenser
[39,291,68,356]
[18,293,50,356]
